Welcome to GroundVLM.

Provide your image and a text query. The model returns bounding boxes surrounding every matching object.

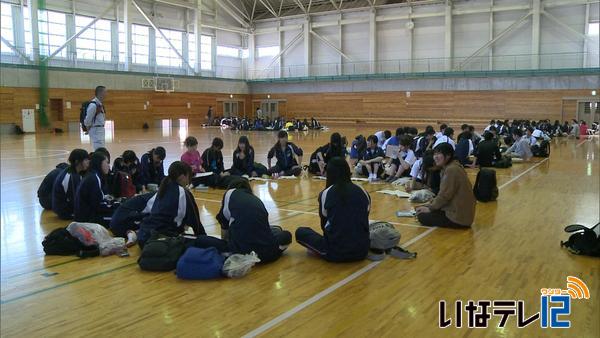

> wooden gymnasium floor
[0,126,598,338]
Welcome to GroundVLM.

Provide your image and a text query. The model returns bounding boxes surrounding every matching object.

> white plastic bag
[66,222,126,256]
[409,189,436,203]
[222,251,261,278]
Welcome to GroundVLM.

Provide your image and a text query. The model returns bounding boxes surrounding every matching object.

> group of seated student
[219,116,324,132]
[38,118,573,262]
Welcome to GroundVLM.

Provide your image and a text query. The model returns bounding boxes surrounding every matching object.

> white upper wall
[250,0,600,75]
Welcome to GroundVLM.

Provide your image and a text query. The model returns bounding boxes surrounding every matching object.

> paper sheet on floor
[396,210,416,217]
[376,190,411,198]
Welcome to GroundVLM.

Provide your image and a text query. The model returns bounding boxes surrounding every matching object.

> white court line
[241,227,437,338]
[242,155,549,337]
[498,158,548,190]
[194,198,427,229]
[575,139,590,148]
[1,175,46,185]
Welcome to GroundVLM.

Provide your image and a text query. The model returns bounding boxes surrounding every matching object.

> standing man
[256,106,263,120]
[206,106,213,125]
[85,86,107,150]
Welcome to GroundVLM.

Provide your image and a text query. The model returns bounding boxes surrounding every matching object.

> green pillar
[38,0,49,127]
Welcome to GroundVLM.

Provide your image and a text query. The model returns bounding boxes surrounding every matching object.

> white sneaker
[126,231,137,247]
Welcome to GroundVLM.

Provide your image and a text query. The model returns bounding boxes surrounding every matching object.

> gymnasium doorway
[576,100,600,125]
[223,101,239,117]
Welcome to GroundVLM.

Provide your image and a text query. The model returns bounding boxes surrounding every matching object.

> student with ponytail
[308,132,347,176]
[52,149,90,219]
[137,161,206,247]
[295,157,371,262]
[191,179,292,264]
[74,152,119,227]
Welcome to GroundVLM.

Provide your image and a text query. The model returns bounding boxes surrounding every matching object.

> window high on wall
[131,24,149,64]
[0,3,14,54]
[188,33,212,70]
[23,8,33,55]
[156,28,183,67]
[257,46,279,58]
[38,10,67,57]
[75,16,112,61]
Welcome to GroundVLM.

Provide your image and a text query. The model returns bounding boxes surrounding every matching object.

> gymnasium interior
[0,0,599,336]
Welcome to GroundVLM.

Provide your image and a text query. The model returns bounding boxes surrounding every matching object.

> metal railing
[0,49,245,80]
[248,52,600,80]
[1,50,598,81]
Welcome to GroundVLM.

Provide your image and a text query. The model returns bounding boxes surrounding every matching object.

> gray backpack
[368,222,416,261]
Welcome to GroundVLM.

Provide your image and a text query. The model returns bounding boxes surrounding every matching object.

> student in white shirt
[433,127,456,150]
[386,135,417,182]
[526,127,537,146]
[374,130,392,148]
[434,124,447,140]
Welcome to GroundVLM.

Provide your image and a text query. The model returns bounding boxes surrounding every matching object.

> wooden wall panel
[0,88,248,130]
[1,87,593,131]
[252,89,593,124]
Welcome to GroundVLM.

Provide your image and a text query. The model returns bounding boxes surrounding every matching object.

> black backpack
[533,140,550,157]
[561,223,600,257]
[42,228,100,257]
[494,156,512,168]
[473,168,498,202]
[138,233,186,271]
[80,101,97,133]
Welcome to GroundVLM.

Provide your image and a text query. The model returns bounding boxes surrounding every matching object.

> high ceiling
[241,0,423,20]
[157,0,443,23]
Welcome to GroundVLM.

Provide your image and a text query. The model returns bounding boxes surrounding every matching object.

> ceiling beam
[214,1,250,27]
[258,0,279,18]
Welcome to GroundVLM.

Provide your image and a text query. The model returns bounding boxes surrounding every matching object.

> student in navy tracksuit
[296,157,371,262]
[267,130,304,177]
[359,135,385,181]
[109,192,156,238]
[192,180,292,264]
[137,161,206,247]
[38,162,68,209]
[230,136,266,177]
[139,147,166,189]
[52,149,90,219]
[308,132,347,176]
[74,152,118,227]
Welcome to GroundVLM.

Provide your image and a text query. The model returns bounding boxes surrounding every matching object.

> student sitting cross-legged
[405,150,441,195]
[191,179,292,264]
[74,152,119,227]
[139,147,166,190]
[52,149,89,219]
[230,136,267,177]
[38,162,69,210]
[415,143,476,228]
[295,157,371,262]
[386,135,417,182]
[137,162,206,247]
[358,135,385,182]
[267,130,304,177]
[474,131,502,167]
[308,132,347,176]
[109,192,156,246]
[503,129,533,161]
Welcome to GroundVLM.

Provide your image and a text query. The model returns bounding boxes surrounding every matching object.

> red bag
[112,171,136,198]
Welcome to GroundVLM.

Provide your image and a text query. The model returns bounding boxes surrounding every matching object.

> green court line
[1,257,82,280]
[0,212,305,305]
[0,262,137,305]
